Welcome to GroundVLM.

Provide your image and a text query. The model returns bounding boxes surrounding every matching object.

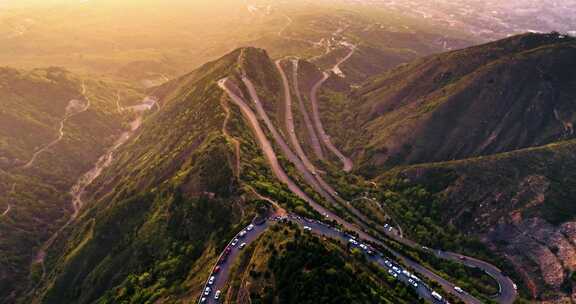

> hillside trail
[20,82,91,170]
[30,93,156,286]
[220,96,242,179]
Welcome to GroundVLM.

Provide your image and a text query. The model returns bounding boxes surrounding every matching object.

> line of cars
[199,223,255,303]
[286,214,453,304]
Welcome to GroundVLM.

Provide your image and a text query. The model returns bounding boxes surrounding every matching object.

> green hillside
[0,67,140,302]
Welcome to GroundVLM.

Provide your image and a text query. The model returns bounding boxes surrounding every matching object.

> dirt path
[290,59,324,159]
[31,94,154,283]
[276,59,319,170]
[220,97,242,179]
[20,83,91,170]
[309,72,353,172]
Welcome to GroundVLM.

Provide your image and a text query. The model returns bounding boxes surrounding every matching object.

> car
[410,274,421,282]
[214,290,222,300]
[239,242,247,249]
[303,226,312,231]
[513,283,518,290]
[454,286,464,293]
[384,224,389,228]
[431,291,443,301]
[412,282,418,288]
[359,244,368,250]
[238,230,247,237]
[208,276,215,285]
[217,256,226,265]
[392,266,400,273]
[204,287,211,296]
[247,224,254,231]
[213,266,221,273]
[200,297,207,303]
[408,279,414,284]
[231,238,239,246]
[349,238,358,245]
[402,270,411,276]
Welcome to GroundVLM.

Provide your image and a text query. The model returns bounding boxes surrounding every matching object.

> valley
[1,1,575,304]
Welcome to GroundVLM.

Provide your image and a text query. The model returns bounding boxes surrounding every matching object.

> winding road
[309,70,353,172]
[214,50,518,302]
[290,59,324,159]
[218,76,487,304]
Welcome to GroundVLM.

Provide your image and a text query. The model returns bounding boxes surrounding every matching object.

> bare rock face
[488,217,576,296]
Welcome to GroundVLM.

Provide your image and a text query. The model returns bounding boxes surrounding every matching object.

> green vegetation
[228,223,424,304]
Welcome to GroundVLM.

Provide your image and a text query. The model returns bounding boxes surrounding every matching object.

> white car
[231,238,239,247]
[239,242,247,249]
[204,287,211,296]
[303,226,312,231]
[247,224,254,231]
[238,230,247,237]
[200,297,207,303]
[454,286,464,293]
[214,290,222,300]
[412,282,418,288]
[208,276,215,285]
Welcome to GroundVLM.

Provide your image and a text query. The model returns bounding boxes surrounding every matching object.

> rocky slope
[381,139,576,302]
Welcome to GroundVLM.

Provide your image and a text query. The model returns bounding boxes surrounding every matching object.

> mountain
[312,33,576,302]
[21,46,464,304]
[0,67,142,302]
[21,49,268,304]
[8,31,576,304]
[380,139,576,301]
[342,33,576,175]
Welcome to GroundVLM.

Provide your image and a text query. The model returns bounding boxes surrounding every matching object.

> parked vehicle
[432,291,443,301]
[208,276,215,285]
[231,238,239,246]
[214,290,222,300]
[454,286,464,293]
[204,287,211,296]
[239,242,247,249]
